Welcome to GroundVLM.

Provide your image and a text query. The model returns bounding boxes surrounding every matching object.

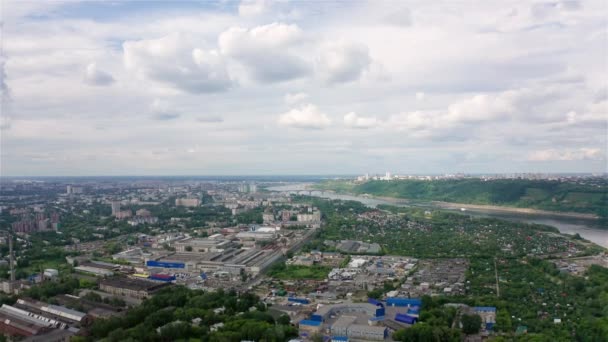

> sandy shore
[321,189,600,220]
[429,201,599,220]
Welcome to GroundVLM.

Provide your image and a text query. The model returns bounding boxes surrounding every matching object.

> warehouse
[100,277,171,299]
[316,303,385,320]
[0,304,59,337]
[15,299,89,326]
[173,237,235,253]
[345,324,387,341]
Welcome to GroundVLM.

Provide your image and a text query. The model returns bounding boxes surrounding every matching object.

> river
[268,184,608,248]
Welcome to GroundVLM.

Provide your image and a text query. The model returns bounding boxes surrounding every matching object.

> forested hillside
[317,179,608,217]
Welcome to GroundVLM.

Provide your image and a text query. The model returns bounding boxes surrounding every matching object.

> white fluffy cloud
[316,40,371,84]
[83,63,114,86]
[123,33,232,93]
[527,148,604,161]
[344,112,378,129]
[1,0,606,175]
[445,93,515,123]
[219,23,310,83]
[278,104,331,129]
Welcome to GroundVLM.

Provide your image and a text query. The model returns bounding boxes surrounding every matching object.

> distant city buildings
[115,210,132,220]
[66,185,83,195]
[175,198,201,207]
[238,183,257,193]
[11,212,60,233]
[110,201,121,216]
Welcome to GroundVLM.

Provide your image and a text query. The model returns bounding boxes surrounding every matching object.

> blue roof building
[386,298,422,307]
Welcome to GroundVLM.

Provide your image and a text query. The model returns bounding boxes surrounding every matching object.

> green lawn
[267,264,330,280]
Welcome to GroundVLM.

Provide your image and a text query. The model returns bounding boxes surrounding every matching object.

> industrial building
[300,302,389,341]
[99,277,171,299]
[74,265,114,277]
[15,299,89,326]
[0,302,83,339]
[0,304,58,337]
[173,237,235,253]
[474,306,497,331]
[315,303,385,320]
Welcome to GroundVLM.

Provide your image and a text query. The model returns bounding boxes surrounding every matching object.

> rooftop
[100,277,171,292]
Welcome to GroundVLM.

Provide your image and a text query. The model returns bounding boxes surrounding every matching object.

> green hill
[317,179,608,217]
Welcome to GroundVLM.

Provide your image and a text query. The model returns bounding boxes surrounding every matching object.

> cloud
[316,40,371,84]
[83,63,114,86]
[123,33,232,93]
[1,0,606,175]
[344,112,378,129]
[416,92,425,100]
[0,58,12,130]
[387,110,439,132]
[284,92,309,105]
[0,116,11,130]
[197,116,224,123]
[384,7,413,27]
[219,23,310,83]
[564,100,608,127]
[527,148,604,161]
[385,86,575,139]
[239,0,268,17]
[278,104,331,129]
[150,99,180,120]
[445,93,515,123]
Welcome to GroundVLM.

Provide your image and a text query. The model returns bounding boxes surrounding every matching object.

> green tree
[495,308,512,332]
[461,314,482,335]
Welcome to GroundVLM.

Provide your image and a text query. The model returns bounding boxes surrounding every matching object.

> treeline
[325,179,607,217]
[82,287,297,342]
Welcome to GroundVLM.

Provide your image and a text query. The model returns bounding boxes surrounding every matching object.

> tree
[394,324,461,342]
[185,245,193,252]
[461,314,482,335]
[495,308,512,332]
[277,314,291,325]
[367,288,383,299]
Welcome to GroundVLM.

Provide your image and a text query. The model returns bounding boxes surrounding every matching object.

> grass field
[267,264,330,280]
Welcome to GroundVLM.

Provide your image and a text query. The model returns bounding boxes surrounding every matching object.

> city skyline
[1,0,607,176]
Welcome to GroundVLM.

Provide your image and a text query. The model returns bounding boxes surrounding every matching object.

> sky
[0,0,606,176]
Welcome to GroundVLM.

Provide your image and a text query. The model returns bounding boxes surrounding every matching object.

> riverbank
[431,201,599,220]
[315,188,600,220]
[269,184,607,247]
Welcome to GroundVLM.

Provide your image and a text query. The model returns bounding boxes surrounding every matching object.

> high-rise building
[66,185,83,195]
[249,183,257,193]
[110,201,121,216]
[281,210,291,222]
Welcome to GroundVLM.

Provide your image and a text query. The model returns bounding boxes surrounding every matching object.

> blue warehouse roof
[299,320,322,327]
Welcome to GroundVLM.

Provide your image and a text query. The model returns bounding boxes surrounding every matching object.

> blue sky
[0,0,606,176]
